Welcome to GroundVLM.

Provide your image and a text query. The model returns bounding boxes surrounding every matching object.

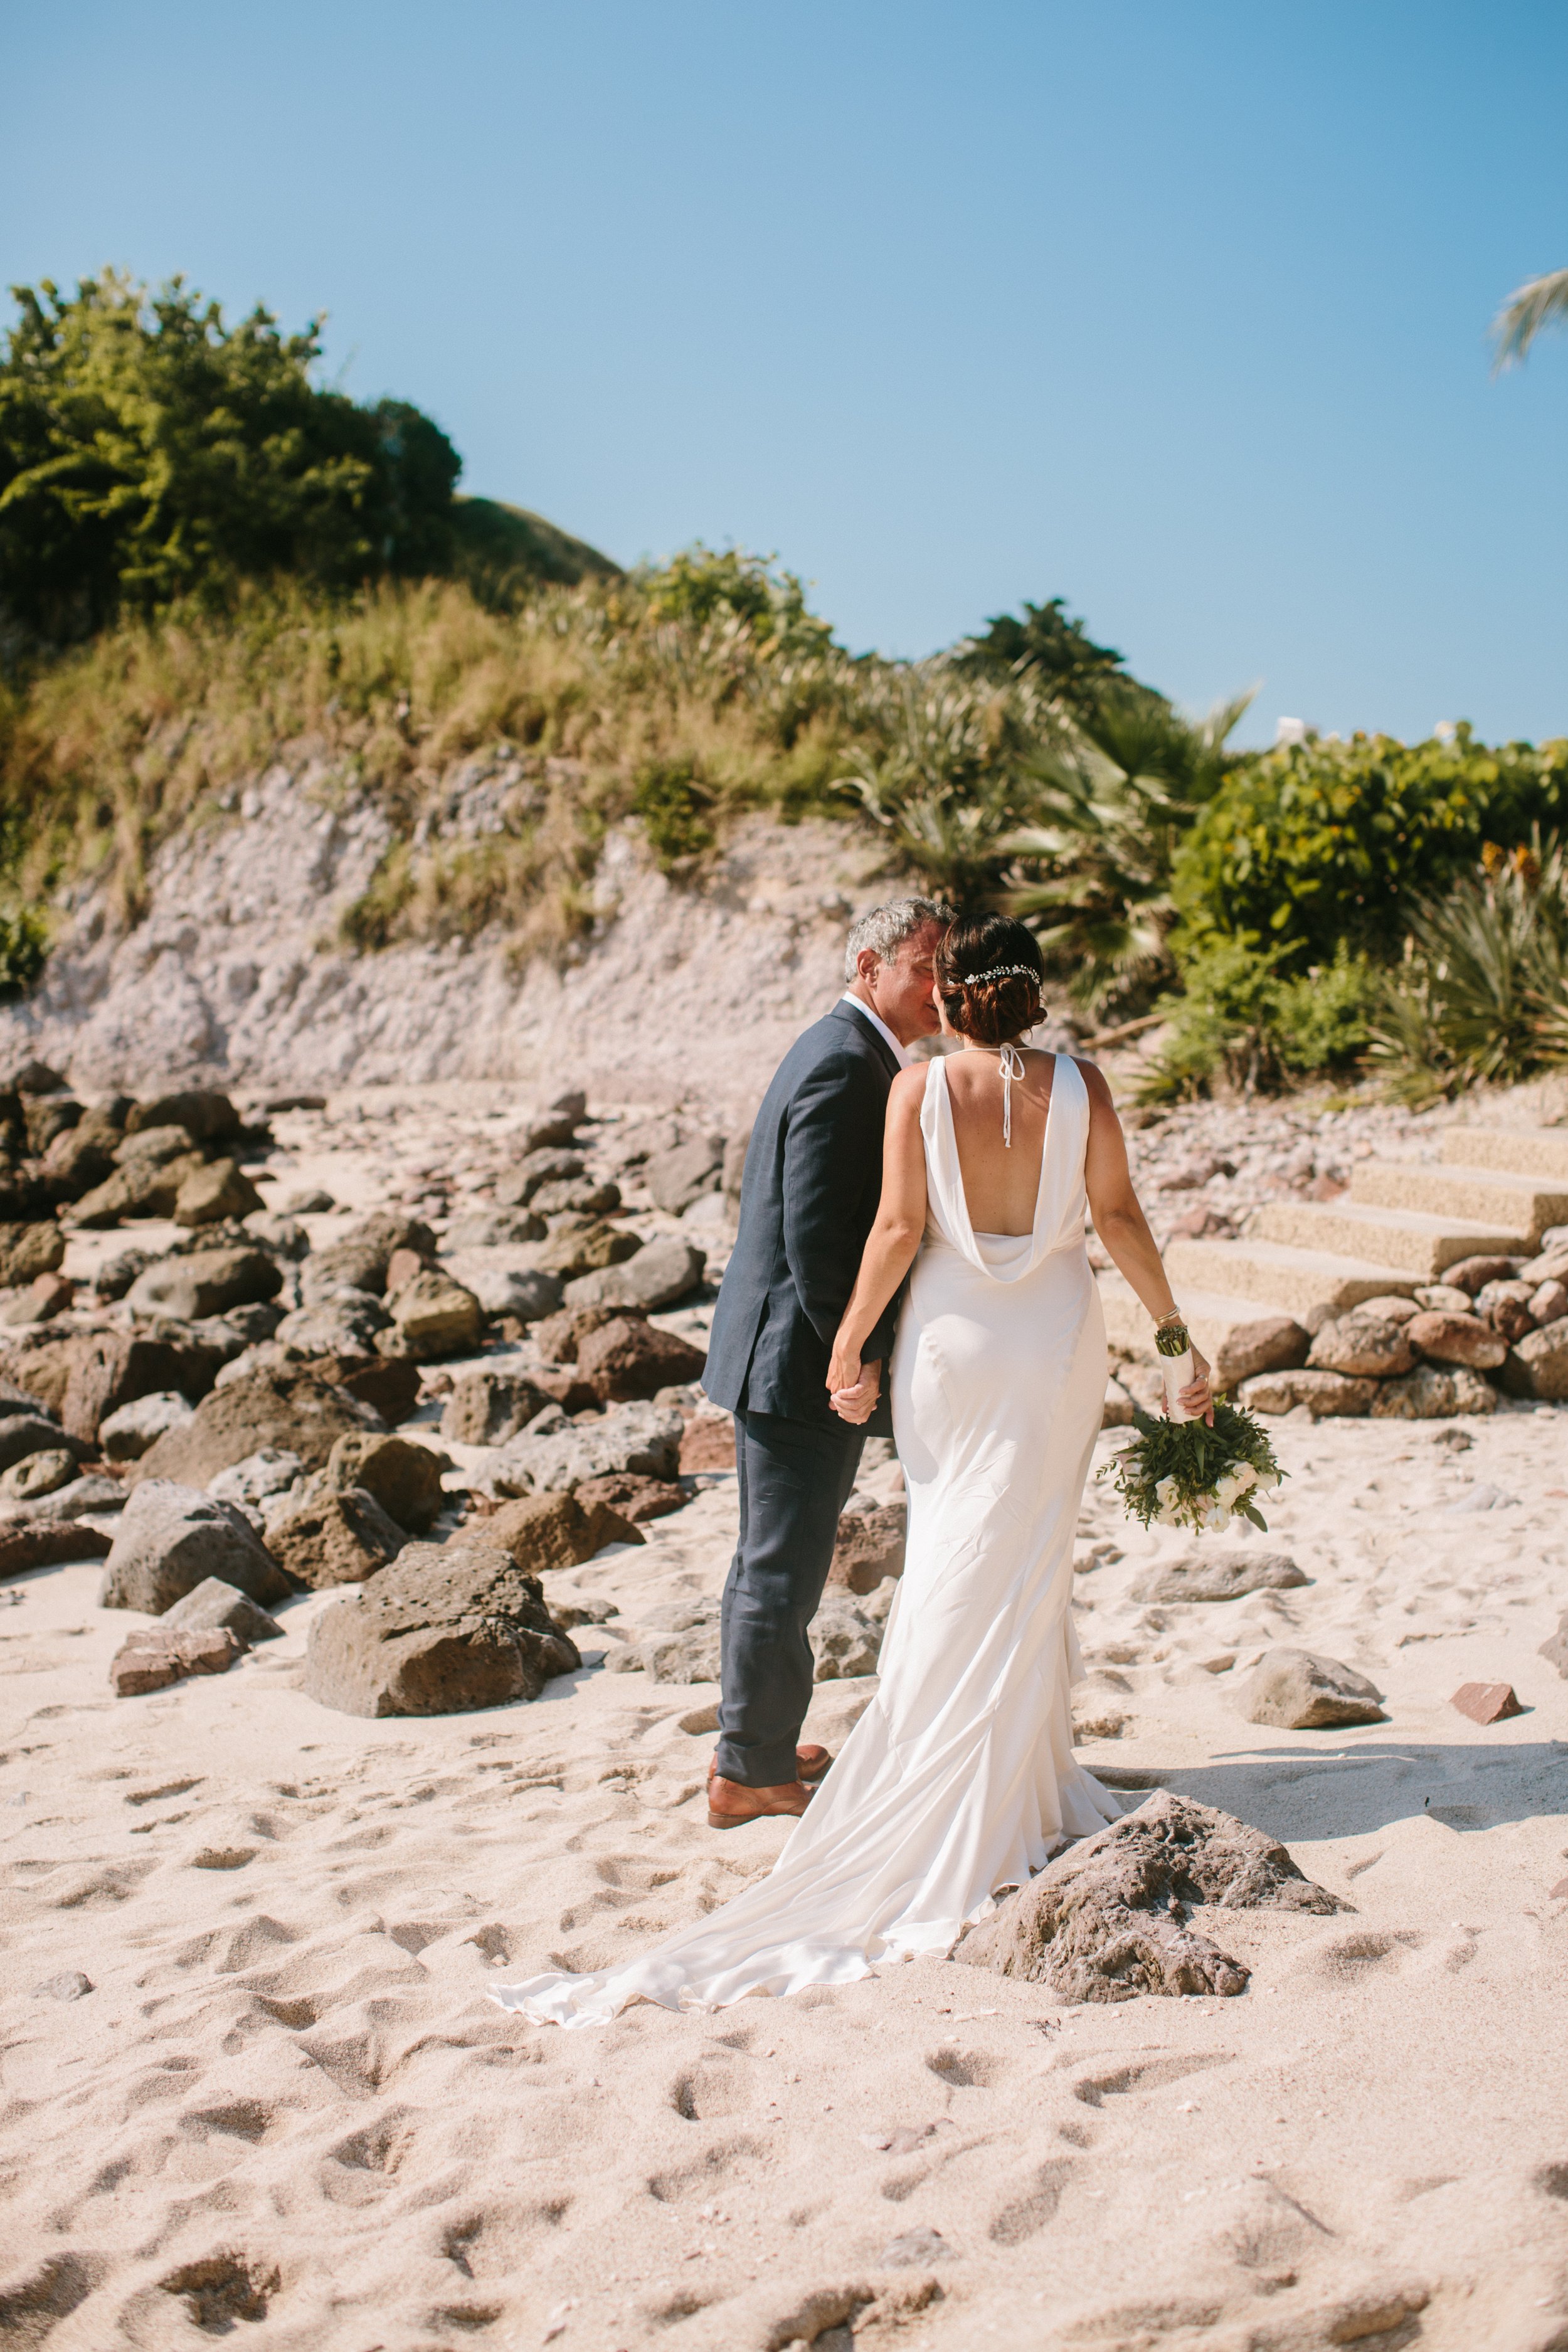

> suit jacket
[703,1002,903,1435]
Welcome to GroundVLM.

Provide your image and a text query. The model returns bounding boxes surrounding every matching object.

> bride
[493,912,1211,2027]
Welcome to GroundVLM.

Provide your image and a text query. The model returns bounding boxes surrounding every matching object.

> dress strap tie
[999,1044,1025,1147]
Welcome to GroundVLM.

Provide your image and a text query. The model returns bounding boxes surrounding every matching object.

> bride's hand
[1180,1345,1215,1427]
[827,1332,861,1399]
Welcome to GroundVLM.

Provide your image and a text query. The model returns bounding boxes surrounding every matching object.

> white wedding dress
[493,1052,1120,2028]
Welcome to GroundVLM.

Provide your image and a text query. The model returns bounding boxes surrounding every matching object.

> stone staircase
[1099,1124,1568,1365]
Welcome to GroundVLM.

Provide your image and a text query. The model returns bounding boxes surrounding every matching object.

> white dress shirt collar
[840,990,912,1070]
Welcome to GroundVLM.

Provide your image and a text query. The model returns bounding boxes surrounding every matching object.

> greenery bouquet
[1100,1323,1285,1535]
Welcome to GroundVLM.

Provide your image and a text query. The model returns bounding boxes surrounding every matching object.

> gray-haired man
[701,897,949,1828]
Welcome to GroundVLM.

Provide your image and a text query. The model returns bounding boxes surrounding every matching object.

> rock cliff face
[0,765,893,1120]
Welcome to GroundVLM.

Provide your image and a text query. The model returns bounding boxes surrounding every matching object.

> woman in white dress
[494,914,1210,2027]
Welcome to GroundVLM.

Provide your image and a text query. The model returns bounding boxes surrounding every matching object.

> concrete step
[1441,1125,1568,1182]
[1349,1159,1567,1244]
[1251,1198,1525,1278]
[1164,1235,1422,1321]
[1097,1269,1271,1365]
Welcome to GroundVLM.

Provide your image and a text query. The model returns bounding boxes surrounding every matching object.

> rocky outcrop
[575,1316,707,1403]
[488,1401,685,1496]
[481,1491,644,1574]
[265,1485,406,1588]
[162,1576,283,1643]
[324,1433,448,1534]
[955,1790,1342,2001]
[301,1537,580,1717]
[1131,1551,1308,1604]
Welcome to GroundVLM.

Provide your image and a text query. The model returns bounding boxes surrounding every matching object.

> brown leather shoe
[707,1744,831,1788]
[706,1774,815,1830]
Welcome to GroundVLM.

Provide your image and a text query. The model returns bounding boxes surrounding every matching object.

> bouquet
[1100,1322,1285,1535]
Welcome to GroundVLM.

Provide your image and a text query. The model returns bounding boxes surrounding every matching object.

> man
[701,896,949,1828]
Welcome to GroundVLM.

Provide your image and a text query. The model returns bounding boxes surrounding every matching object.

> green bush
[0,906,48,995]
[631,760,715,871]
[1140,938,1379,1099]
[0,272,462,640]
[1172,726,1568,966]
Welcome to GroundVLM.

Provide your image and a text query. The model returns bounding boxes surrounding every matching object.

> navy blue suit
[703,1001,904,1785]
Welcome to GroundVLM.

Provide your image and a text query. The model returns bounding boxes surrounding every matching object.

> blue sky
[3,0,1565,746]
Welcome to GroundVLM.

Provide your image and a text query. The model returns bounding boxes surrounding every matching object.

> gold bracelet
[1155,1308,1185,1328]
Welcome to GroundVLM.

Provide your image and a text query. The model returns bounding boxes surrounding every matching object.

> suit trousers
[714,1408,867,1788]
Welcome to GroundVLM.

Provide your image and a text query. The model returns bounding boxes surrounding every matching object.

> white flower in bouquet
[1228,1460,1259,1491]
[1202,1502,1231,1531]
[1155,1476,1179,1507]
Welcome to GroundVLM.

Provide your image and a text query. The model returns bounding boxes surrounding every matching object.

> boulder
[300,1241,388,1303]
[0,1519,114,1577]
[327,1355,421,1426]
[127,1248,282,1323]
[563,1237,707,1315]
[482,1490,645,1574]
[633,1600,723,1684]
[163,1576,283,1643]
[1211,1314,1309,1390]
[129,1367,381,1486]
[225,1301,287,1347]
[110,1623,243,1697]
[23,1094,80,1155]
[275,1295,391,1356]
[1370,1363,1499,1418]
[1307,1315,1415,1379]
[1473,1279,1539,1342]
[571,1471,686,1523]
[1131,1551,1308,1604]
[384,1269,483,1359]
[827,1500,907,1595]
[721,1128,751,1204]
[0,1447,77,1500]
[438,1250,563,1322]
[243,1212,310,1260]
[98,1391,196,1462]
[91,1246,156,1302]
[1441,1253,1525,1296]
[100,1480,293,1614]
[114,1122,199,1168]
[534,1222,642,1279]
[576,1316,707,1404]
[1519,1243,1568,1288]
[444,1208,546,1249]
[644,1136,725,1216]
[0,1412,86,1475]
[70,1152,205,1226]
[207,1448,306,1517]
[56,1331,218,1444]
[954,1789,1341,2001]
[174,1159,265,1229]
[1412,1282,1476,1315]
[1358,1293,1420,1323]
[125,1089,241,1144]
[491,1401,686,1495]
[325,1431,448,1533]
[266,1485,407,1588]
[440,1367,552,1448]
[1406,1310,1508,1370]
[532,1303,642,1363]
[301,1537,580,1717]
[1531,1278,1568,1327]
[531,1178,622,1217]
[529,1365,601,1414]
[495,1147,585,1207]
[1499,1316,1568,1402]
[0,1223,65,1288]
[0,1472,122,1525]
[810,1592,884,1679]
[1236,1369,1378,1418]
[1240,1647,1386,1728]
[1101,1377,1135,1428]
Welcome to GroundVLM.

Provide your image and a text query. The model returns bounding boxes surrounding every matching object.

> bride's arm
[825,1069,929,1418]
[1079,1060,1213,1419]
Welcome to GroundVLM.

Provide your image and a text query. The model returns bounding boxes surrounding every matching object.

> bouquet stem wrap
[1160,1345,1197,1424]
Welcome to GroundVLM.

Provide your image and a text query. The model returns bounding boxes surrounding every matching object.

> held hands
[1179,1345,1216,1428]
[827,1336,882,1425]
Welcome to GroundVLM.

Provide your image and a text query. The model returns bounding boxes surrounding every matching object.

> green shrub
[630,760,716,871]
[1367,834,1568,1096]
[1173,726,1568,966]
[0,906,48,995]
[1140,938,1379,1099]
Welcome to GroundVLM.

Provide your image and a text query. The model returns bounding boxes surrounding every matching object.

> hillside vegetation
[2,271,1565,1099]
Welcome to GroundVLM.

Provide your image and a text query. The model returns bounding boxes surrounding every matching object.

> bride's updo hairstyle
[935,913,1045,1047]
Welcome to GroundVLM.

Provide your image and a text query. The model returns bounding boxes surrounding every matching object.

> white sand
[3,1403,1567,2351]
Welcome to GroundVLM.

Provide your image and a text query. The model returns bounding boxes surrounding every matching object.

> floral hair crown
[959,963,1041,986]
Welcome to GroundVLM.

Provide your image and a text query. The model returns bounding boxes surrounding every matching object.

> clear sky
[3,1,1565,746]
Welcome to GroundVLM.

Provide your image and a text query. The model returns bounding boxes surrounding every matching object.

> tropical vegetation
[1,268,1564,1097]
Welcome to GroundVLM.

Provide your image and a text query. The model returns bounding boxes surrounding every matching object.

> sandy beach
[4,1374,1566,2351]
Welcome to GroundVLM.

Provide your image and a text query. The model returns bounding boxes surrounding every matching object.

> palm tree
[1492,268,1568,369]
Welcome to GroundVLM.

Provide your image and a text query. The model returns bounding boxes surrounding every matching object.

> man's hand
[829,1357,882,1425]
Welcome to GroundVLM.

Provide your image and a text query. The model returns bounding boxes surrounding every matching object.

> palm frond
[1491,267,1568,370]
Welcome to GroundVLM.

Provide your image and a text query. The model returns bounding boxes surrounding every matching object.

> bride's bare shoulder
[1068,1056,1118,1113]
